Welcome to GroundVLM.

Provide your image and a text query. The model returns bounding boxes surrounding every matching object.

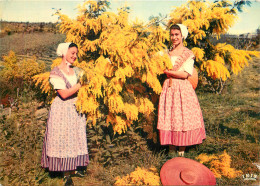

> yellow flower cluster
[21,57,46,82]
[33,72,52,94]
[199,43,258,81]
[135,98,155,116]
[2,51,45,86]
[107,94,124,113]
[124,103,139,121]
[214,43,259,75]
[113,115,128,135]
[169,0,236,42]
[201,59,230,81]
[114,167,160,185]
[191,47,205,61]
[196,151,242,178]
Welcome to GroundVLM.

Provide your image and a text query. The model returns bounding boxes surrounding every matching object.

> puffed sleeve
[50,77,66,90]
[182,57,194,75]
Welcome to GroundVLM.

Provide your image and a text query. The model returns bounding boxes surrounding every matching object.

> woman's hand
[77,83,82,89]
[164,69,172,78]
[57,83,81,99]
[164,69,170,75]
[79,72,90,86]
[164,69,189,79]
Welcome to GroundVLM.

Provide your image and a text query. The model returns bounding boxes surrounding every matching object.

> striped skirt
[41,127,89,171]
[157,78,206,146]
[159,128,206,146]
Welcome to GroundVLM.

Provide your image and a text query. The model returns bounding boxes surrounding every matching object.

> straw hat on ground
[160,157,216,185]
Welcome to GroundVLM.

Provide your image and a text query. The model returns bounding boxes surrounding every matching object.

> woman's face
[170,29,183,46]
[65,47,78,64]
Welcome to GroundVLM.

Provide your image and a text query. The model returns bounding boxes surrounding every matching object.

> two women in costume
[41,23,205,186]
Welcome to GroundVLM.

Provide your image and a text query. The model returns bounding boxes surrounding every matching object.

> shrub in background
[0,51,46,113]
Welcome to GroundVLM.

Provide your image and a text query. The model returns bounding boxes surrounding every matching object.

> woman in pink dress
[41,42,89,186]
[157,24,206,157]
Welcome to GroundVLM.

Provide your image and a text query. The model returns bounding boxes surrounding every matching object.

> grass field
[0,32,65,58]
[0,33,259,185]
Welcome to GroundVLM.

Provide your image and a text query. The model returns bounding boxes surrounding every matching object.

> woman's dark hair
[69,42,78,49]
[170,24,181,31]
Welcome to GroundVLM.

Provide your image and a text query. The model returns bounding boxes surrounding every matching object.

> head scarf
[56,42,72,73]
[56,42,71,57]
[177,24,188,40]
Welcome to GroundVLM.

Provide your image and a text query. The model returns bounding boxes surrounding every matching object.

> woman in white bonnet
[41,42,88,186]
[157,24,206,157]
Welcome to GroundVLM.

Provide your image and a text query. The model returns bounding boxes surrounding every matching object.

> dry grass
[194,56,260,185]
[0,32,65,58]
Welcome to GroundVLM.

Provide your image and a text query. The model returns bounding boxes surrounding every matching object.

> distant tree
[255,27,260,46]
[39,22,44,32]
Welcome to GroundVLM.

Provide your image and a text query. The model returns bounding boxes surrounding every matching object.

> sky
[0,0,259,35]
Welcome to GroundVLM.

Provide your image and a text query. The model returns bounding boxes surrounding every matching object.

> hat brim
[160,157,216,185]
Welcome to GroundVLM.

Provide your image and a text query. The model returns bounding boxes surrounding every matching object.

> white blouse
[50,70,77,90]
[170,56,194,75]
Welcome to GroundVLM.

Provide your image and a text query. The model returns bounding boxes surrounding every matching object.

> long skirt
[41,96,89,171]
[157,78,206,146]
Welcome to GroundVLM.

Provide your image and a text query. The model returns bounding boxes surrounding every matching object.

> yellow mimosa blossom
[192,47,205,61]
[196,151,243,178]
[114,166,160,185]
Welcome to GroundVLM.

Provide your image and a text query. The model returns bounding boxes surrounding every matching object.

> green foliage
[83,146,165,185]
[87,119,148,166]
[0,103,48,185]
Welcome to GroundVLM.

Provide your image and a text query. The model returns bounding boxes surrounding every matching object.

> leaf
[106,135,111,144]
